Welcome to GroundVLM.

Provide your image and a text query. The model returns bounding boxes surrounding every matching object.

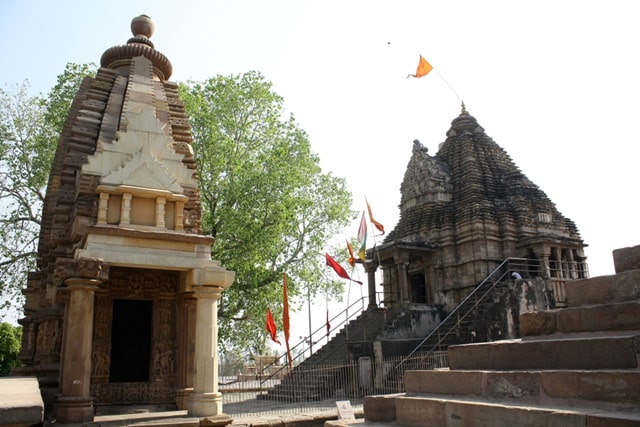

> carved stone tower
[17,15,234,424]
[372,106,587,311]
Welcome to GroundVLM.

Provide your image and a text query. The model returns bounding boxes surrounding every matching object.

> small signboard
[336,400,355,420]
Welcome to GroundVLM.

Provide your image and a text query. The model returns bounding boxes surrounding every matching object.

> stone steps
[393,395,640,427]
[447,331,640,371]
[564,269,640,307]
[403,369,640,410]
[520,300,640,337]
[358,245,640,426]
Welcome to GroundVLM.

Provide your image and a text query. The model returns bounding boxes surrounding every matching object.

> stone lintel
[76,230,219,271]
[97,184,188,202]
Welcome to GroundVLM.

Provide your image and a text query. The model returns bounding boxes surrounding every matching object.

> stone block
[540,371,640,406]
[557,301,640,333]
[395,396,446,427]
[0,377,44,427]
[565,270,640,307]
[519,310,558,336]
[613,245,640,273]
[448,335,640,371]
[362,394,401,422]
[404,370,483,395]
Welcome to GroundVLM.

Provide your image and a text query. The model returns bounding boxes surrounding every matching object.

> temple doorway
[109,299,152,383]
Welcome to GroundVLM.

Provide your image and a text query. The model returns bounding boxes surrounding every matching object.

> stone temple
[15,16,235,424]
[371,104,588,314]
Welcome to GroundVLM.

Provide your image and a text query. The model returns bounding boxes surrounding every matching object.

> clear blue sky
[2,0,639,338]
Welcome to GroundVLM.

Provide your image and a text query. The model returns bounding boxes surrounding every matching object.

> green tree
[0,322,22,375]
[180,71,354,357]
[0,63,96,320]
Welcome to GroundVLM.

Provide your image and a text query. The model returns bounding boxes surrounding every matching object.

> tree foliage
[0,63,96,321]
[0,322,22,375]
[180,71,354,357]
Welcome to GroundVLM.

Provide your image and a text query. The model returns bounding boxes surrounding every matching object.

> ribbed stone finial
[461,101,468,115]
[100,14,173,79]
[131,15,154,39]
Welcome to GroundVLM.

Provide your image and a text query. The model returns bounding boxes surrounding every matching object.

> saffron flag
[407,55,433,79]
[346,239,356,267]
[283,273,293,370]
[366,197,385,235]
[266,308,280,344]
[325,253,362,285]
[357,211,367,262]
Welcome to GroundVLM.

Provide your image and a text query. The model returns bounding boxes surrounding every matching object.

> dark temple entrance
[109,299,152,382]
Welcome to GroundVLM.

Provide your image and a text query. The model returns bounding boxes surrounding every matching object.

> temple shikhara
[16,15,234,424]
[373,105,588,313]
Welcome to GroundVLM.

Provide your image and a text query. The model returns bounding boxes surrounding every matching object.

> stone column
[187,285,231,423]
[364,260,378,307]
[394,251,410,304]
[55,278,100,424]
[175,292,196,410]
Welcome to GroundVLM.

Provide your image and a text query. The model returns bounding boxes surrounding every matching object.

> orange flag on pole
[366,197,385,235]
[266,308,280,344]
[283,273,293,370]
[407,55,433,79]
[346,239,356,267]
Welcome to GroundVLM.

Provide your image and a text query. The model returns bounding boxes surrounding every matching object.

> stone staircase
[359,245,640,426]
[259,305,388,401]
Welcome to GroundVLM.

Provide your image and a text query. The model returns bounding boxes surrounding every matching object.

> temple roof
[36,15,202,272]
[383,106,583,249]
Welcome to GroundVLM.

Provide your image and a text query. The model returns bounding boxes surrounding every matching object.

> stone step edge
[447,332,640,371]
[565,269,640,307]
[403,369,640,408]
[520,300,640,337]
[394,394,640,425]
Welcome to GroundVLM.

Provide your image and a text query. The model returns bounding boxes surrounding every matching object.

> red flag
[325,253,362,285]
[346,239,356,267]
[283,273,293,370]
[326,309,331,337]
[366,197,385,235]
[407,54,433,79]
[266,308,280,344]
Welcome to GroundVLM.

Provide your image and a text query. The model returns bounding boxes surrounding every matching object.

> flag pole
[432,68,463,103]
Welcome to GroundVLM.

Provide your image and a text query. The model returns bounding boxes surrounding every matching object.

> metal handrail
[394,257,531,370]
[257,296,368,386]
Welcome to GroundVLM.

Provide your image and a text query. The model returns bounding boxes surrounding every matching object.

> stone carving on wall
[35,319,61,358]
[91,293,112,383]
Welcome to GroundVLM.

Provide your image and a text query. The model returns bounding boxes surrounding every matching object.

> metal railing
[394,257,531,370]
[254,296,370,386]
[219,352,447,418]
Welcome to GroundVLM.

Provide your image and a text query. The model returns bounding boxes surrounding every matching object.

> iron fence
[219,351,448,418]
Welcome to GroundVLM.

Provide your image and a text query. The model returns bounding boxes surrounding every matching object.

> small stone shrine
[15,15,235,424]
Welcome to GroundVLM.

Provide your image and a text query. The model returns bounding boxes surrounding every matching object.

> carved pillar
[540,247,552,279]
[187,285,228,420]
[156,196,166,229]
[53,258,108,424]
[175,292,196,410]
[364,260,378,307]
[120,193,132,225]
[56,278,100,423]
[394,251,410,305]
